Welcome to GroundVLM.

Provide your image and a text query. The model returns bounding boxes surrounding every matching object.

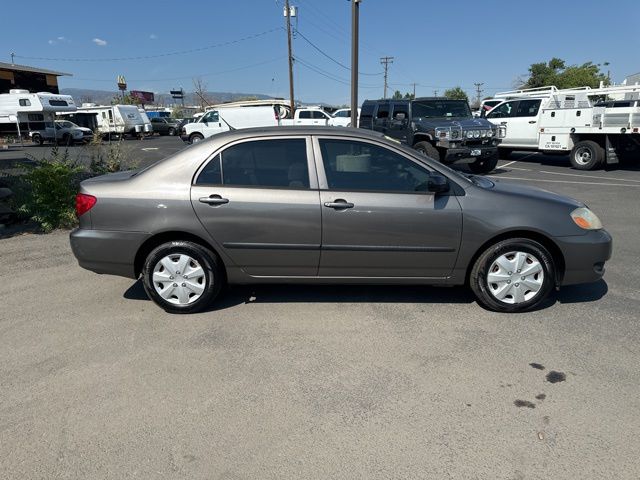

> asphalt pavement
[1,148,639,479]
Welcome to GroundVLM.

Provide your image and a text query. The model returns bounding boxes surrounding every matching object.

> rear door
[314,136,463,278]
[373,102,390,134]
[191,136,322,276]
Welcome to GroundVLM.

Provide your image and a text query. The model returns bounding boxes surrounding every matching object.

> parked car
[359,97,506,173]
[70,127,611,314]
[329,107,361,127]
[150,117,179,136]
[30,120,93,145]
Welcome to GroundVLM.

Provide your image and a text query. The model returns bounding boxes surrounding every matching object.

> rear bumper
[70,228,151,279]
[442,145,498,164]
[556,229,612,286]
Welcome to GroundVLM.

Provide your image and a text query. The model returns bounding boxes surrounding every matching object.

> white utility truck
[0,89,76,140]
[485,83,640,169]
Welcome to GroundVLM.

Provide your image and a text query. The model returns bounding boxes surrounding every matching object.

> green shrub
[17,147,82,232]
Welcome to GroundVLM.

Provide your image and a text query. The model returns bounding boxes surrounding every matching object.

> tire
[570,140,604,170]
[190,133,205,144]
[498,148,513,159]
[468,154,499,174]
[142,241,223,314]
[168,127,176,136]
[413,141,441,161]
[32,134,43,145]
[469,238,555,313]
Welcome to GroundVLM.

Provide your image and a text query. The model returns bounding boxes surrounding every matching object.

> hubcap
[152,254,207,305]
[574,147,592,165]
[486,251,544,305]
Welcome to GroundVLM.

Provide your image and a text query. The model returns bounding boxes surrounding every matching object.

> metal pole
[350,0,360,127]
[285,0,295,116]
[380,56,394,99]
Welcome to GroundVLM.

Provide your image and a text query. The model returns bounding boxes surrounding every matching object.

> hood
[488,178,584,208]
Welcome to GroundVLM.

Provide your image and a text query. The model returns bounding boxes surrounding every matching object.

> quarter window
[196,139,309,189]
[19,99,31,107]
[319,139,431,193]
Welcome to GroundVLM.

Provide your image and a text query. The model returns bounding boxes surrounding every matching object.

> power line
[294,56,380,89]
[13,28,283,62]
[295,29,382,75]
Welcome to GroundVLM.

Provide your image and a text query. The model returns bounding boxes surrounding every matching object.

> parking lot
[1,143,639,478]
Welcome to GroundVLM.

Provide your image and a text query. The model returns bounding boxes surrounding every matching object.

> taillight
[75,193,96,217]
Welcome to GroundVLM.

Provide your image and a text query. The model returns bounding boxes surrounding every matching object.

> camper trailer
[0,89,76,139]
[71,103,148,139]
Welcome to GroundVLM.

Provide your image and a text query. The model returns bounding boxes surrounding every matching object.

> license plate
[470,149,481,156]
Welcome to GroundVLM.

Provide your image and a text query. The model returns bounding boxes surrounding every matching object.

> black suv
[359,97,505,173]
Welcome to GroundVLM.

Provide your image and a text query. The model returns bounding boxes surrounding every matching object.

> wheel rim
[486,251,544,305]
[574,147,592,166]
[152,254,207,305]
[192,136,202,143]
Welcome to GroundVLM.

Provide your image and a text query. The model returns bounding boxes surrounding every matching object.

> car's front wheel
[190,133,205,144]
[142,241,223,314]
[413,141,440,161]
[470,238,555,312]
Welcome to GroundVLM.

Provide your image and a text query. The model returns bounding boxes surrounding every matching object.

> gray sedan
[70,127,612,314]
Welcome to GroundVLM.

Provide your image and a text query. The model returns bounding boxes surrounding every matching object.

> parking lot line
[489,176,640,187]
[538,170,640,183]
[500,160,517,168]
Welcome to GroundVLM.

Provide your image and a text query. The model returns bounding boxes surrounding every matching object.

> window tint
[312,110,328,119]
[19,99,31,107]
[376,103,390,119]
[319,139,431,193]
[360,103,375,118]
[49,100,68,107]
[515,99,541,117]
[28,114,44,121]
[201,111,219,123]
[392,103,409,119]
[335,110,349,118]
[487,101,515,119]
[299,110,312,119]
[197,139,309,188]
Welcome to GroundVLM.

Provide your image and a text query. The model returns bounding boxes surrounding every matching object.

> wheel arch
[134,230,227,281]
[412,132,434,145]
[465,229,565,286]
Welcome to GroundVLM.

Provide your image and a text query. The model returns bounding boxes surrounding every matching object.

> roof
[0,62,71,77]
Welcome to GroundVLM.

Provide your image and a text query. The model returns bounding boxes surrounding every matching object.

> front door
[199,110,225,137]
[372,102,390,135]
[314,137,463,278]
[191,137,321,276]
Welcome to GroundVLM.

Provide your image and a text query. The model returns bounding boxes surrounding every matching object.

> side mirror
[427,173,449,194]
[395,112,406,121]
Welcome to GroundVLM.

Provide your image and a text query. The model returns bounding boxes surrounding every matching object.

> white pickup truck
[280,108,333,126]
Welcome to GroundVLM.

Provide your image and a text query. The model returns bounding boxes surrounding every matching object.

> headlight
[466,130,474,138]
[570,207,603,230]
[473,130,480,138]
[481,130,487,138]
[488,129,494,137]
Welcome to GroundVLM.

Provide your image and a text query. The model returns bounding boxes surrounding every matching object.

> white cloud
[92,38,107,46]
[48,39,54,45]
[149,33,158,40]
[57,36,66,41]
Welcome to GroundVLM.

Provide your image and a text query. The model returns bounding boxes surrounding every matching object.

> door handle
[528,120,537,124]
[199,194,229,205]
[324,199,354,209]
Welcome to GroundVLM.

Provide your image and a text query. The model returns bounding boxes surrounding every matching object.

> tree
[192,77,211,110]
[522,58,609,89]
[392,90,403,100]
[403,92,415,100]
[111,93,141,105]
[443,87,469,102]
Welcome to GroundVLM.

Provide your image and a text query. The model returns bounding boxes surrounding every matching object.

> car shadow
[123,278,608,313]
[498,151,640,172]
[124,279,476,311]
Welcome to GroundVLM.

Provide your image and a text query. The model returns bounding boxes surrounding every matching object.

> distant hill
[60,88,274,107]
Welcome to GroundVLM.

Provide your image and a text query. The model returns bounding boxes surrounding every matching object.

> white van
[181,106,279,143]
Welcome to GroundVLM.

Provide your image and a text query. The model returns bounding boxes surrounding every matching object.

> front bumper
[441,145,498,164]
[70,228,151,279]
[556,229,612,286]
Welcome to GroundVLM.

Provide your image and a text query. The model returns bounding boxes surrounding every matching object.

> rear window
[196,139,309,189]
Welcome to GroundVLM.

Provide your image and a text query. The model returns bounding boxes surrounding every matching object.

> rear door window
[299,111,312,119]
[515,99,541,117]
[196,139,310,189]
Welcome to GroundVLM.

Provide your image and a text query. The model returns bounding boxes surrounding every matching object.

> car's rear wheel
[142,241,223,314]
[168,127,176,136]
[414,141,440,161]
[470,238,555,313]
[570,140,604,170]
[190,133,205,144]
[32,133,43,145]
[468,154,499,174]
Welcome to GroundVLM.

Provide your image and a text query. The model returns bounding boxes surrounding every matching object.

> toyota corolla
[70,127,612,314]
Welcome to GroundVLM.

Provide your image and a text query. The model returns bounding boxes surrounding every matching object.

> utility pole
[285,0,296,116]
[380,56,394,99]
[10,52,15,65]
[350,0,361,125]
[474,82,484,108]
[412,82,417,99]
[433,89,438,97]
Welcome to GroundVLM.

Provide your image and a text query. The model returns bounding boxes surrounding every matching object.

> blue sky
[2,0,638,105]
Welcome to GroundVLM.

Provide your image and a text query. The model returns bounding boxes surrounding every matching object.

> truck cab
[485,98,544,152]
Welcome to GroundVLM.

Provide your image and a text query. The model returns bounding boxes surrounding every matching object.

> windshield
[412,100,471,118]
